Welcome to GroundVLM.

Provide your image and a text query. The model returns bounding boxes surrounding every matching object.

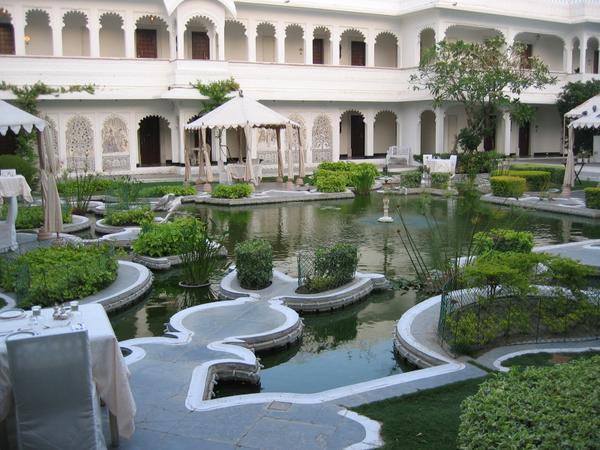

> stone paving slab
[534,240,600,268]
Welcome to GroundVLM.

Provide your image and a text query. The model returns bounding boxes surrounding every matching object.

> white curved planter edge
[94,218,126,235]
[492,345,600,373]
[62,215,91,233]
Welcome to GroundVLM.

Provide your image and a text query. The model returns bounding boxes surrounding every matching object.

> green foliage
[211,183,253,199]
[305,243,358,292]
[133,217,204,257]
[412,36,555,151]
[494,170,551,191]
[490,175,526,198]
[350,165,377,195]
[459,151,503,175]
[510,164,565,184]
[400,171,422,188]
[179,220,228,286]
[0,205,72,230]
[191,77,240,113]
[557,80,600,152]
[59,171,108,215]
[474,228,534,254]
[139,184,197,197]
[458,357,600,450]
[104,206,154,227]
[0,155,37,188]
[235,239,273,290]
[584,187,600,209]
[457,128,481,153]
[0,243,118,307]
[431,172,451,189]
[109,176,143,207]
[57,177,117,195]
[315,171,348,193]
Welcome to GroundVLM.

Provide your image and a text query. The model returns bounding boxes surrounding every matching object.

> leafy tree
[411,35,555,152]
[556,80,600,152]
[191,77,240,113]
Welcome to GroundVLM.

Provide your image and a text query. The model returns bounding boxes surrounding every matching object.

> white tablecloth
[0,304,136,438]
[0,176,33,203]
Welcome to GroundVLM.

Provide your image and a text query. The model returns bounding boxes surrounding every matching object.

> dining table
[0,303,136,442]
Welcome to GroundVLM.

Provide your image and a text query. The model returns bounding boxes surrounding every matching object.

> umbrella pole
[36,131,51,241]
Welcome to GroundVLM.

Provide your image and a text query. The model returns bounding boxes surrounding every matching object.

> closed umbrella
[562,126,575,198]
[201,128,213,183]
[184,144,191,183]
[243,125,254,185]
[38,126,63,238]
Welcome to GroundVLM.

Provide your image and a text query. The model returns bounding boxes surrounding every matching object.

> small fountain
[378,196,394,223]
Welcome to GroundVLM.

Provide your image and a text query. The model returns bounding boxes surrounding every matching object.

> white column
[435,108,445,154]
[217,25,225,60]
[332,29,340,66]
[332,114,341,161]
[13,8,25,55]
[365,113,375,157]
[51,10,63,56]
[564,41,572,73]
[89,11,100,58]
[177,110,186,165]
[169,20,177,60]
[580,36,587,73]
[276,25,285,63]
[247,23,256,62]
[366,34,375,67]
[177,22,185,59]
[124,13,135,58]
[503,111,512,156]
[396,40,402,68]
[304,25,313,65]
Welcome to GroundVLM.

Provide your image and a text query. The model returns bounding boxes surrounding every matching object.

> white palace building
[0,0,599,175]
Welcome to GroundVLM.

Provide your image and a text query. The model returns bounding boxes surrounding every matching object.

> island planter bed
[133,244,228,271]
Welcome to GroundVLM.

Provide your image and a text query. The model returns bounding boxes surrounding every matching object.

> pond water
[108,194,600,395]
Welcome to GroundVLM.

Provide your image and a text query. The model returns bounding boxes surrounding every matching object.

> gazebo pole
[276,128,284,183]
[562,126,575,198]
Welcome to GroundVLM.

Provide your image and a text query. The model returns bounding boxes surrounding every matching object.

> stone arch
[375,31,398,68]
[285,24,304,64]
[312,115,332,163]
[137,115,172,166]
[419,28,435,64]
[225,20,247,61]
[444,25,503,43]
[25,9,52,55]
[374,111,397,156]
[572,37,580,73]
[514,32,565,71]
[66,116,94,170]
[256,22,276,62]
[586,37,599,74]
[0,8,15,55]
[312,26,331,64]
[135,15,169,58]
[184,15,217,60]
[62,11,90,57]
[340,28,366,66]
[420,110,436,155]
[340,110,365,159]
[99,12,125,57]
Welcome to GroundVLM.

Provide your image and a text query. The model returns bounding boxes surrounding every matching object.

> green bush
[490,176,526,198]
[211,183,252,199]
[458,151,503,175]
[132,217,204,257]
[400,171,422,188]
[1,243,118,307]
[0,205,72,230]
[315,171,348,193]
[105,206,155,226]
[312,243,358,289]
[474,228,534,254]
[458,357,600,450]
[0,155,37,188]
[431,172,451,189]
[495,170,551,191]
[350,164,378,195]
[313,162,378,190]
[510,164,565,184]
[584,187,600,209]
[139,184,197,197]
[235,239,273,289]
[57,177,118,195]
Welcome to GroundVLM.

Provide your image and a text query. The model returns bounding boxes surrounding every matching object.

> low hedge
[104,206,155,226]
[458,357,600,449]
[211,183,252,199]
[495,170,551,191]
[490,176,526,199]
[400,171,422,188]
[315,171,347,192]
[584,187,600,209]
[0,155,37,188]
[0,243,118,307]
[474,228,534,254]
[0,205,72,230]
[431,172,451,189]
[311,243,358,291]
[510,164,565,184]
[313,162,378,191]
[139,184,197,197]
[235,239,273,289]
[132,217,204,257]
[57,177,119,195]
[415,151,503,174]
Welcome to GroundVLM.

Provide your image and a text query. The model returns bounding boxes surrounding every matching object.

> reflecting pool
[109,194,600,394]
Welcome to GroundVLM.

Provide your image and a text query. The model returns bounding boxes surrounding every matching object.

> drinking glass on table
[29,305,42,332]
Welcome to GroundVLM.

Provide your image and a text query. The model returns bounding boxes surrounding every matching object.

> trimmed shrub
[584,187,600,209]
[57,177,119,195]
[431,172,451,189]
[0,205,72,230]
[458,357,600,449]
[313,162,378,189]
[235,239,273,290]
[474,228,534,254]
[351,166,376,194]
[400,171,422,188]
[132,217,204,257]
[105,206,155,226]
[458,151,503,175]
[490,176,526,198]
[315,171,347,193]
[495,170,551,191]
[1,243,118,307]
[211,183,252,199]
[510,164,565,184]
[139,184,197,197]
[0,155,37,188]
[313,243,358,288]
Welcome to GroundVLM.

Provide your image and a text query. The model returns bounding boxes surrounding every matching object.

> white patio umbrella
[0,100,46,136]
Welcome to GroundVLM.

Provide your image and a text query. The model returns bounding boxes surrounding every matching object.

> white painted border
[339,409,383,450]
[492,346,600,372]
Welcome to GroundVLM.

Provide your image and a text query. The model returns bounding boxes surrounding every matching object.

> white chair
[6,330,106,450]
[386,146,411,166]
[0,197,18,253]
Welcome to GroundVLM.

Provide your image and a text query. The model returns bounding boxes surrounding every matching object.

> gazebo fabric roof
[570,111,600,129]
[0,100,46,136]
[564,94,600,119]
[185,95,299,130]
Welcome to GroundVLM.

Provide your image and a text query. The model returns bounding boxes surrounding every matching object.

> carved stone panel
[102,115,129,154]
[257,128,278,164]
[103,155,130,171]
[312,114,332,163]
[66,115,95,171]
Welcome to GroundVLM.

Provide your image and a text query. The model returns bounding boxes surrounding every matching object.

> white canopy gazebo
[562,95,600,197]
[185,92,304,188]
